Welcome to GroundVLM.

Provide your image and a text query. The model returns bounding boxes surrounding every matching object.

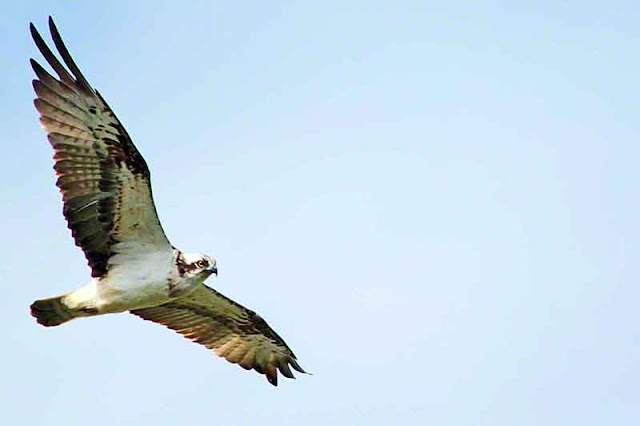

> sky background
[1,1,638,425]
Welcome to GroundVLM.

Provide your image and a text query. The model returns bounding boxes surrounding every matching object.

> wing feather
[131,285,306,386]
[30,18,171,277]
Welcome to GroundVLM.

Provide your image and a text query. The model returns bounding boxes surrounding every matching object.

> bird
[28,17,306,386]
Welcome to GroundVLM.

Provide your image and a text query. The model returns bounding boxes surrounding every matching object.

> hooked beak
[207,265,218,276]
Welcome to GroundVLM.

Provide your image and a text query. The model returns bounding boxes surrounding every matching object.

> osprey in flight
[29,17,305,386]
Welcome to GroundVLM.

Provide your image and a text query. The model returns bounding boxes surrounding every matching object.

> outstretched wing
[131,285,306,386]
[30,17,171,277]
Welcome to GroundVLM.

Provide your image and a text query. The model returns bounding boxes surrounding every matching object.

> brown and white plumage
[30,20,171,277]
[29,17,305,386]
[132,286,306,385]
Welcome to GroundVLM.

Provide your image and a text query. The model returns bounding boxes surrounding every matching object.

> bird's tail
[30,296,77,327]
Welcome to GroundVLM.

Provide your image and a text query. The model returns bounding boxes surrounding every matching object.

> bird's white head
[176,252,217,279]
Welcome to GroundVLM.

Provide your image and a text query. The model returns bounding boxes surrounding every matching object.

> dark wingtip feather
[48,16,58,34]
[48,16,92,92]
[30,58,60,87]
[267,372,278,386]
[290,358,307,374]
[30,20,75,85]
[30,58,44,75]
[265,362,278,386]
[29,21,45,50]
[278,360,295,379]
[48,16,58,36]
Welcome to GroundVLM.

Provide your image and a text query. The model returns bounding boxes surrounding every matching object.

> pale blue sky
[1,1,638,425]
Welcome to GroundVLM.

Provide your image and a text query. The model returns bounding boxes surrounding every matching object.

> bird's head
[177,252,217,279]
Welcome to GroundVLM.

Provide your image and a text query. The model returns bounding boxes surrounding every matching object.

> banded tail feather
[30,296,77,327]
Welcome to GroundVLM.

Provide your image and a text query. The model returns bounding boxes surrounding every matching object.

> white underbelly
[97,250,178,312]
[63,248,204,314]
[99,277,172,312]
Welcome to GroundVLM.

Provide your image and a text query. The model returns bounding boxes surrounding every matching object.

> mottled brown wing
[131,285,306,386]
[30,18,171,277]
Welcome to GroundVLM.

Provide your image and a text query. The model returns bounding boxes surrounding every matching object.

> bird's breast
[96,249,184,312]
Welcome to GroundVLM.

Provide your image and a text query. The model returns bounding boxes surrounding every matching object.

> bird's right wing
[131,284,306,386]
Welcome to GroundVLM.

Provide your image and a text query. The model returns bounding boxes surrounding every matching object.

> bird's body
[62,249,198,314]
[28,17,305,386]
[32,248,210,325]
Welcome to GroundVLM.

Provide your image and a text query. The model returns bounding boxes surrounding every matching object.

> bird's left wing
[30,18,172,278]
[131,285,306,386]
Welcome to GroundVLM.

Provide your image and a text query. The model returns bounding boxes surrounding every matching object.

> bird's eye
[196,260,206,268]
